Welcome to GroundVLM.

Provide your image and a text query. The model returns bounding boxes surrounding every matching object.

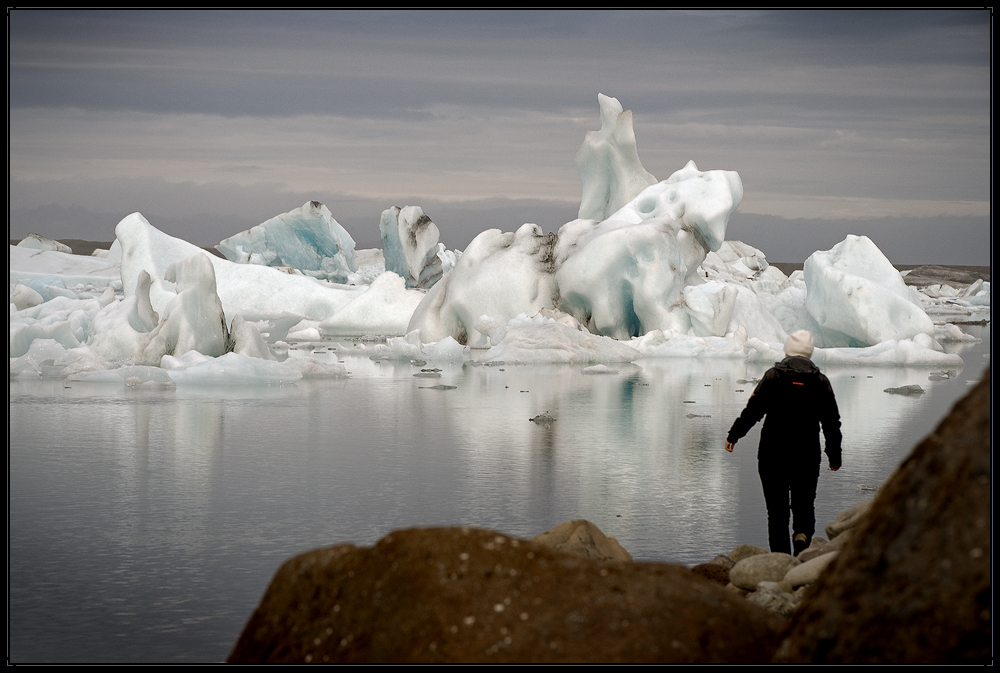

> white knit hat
[784,330,815,358]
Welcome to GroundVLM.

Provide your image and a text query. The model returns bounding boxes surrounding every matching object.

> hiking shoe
[793,533,809,556]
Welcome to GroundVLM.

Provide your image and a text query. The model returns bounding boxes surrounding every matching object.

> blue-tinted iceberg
[804,235,935,347]
[216,201,357,283]
[379,206,445,289]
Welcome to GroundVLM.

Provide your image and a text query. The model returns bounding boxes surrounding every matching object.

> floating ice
[380,206,445,289]
[9,338,68,378]
[364,331,468,363]
[408,223,558,346]
[576,94,657,221]
[9,245,121,290]
[116,213,363,322]
[87,270,160,362]
[281,356,349,379]
[10,284,45,311]
[744,336,964,367]
[475,313,641,365]
[16,233,72,254]
[229,314,276,361]
[556,161,742,339]
[216,201,357,283]
[7,96,986,379]
[319,271,425,337]
[804,235,935,347]
[164,351,302,387]
[139,254,230,365]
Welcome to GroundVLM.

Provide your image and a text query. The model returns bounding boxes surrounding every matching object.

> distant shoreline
[10,239,990,285]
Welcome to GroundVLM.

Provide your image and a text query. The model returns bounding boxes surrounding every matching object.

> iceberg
[476,313,642,365]
[407,223,559,346]
[319,271,425,337]
[576,93,658,221]
[139,253,230,365]
[216,201,358,283]
[8,94,988,384]
[805,235,936,347]
[9,244,121,290]
[116,213,363,323]
[379,206,445,289]
[16,233,72,254]
[163,351,302,387]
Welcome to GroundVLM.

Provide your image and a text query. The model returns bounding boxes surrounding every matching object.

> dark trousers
[758,459,820,554]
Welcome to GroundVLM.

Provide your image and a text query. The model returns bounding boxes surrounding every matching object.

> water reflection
[8,324,988,662]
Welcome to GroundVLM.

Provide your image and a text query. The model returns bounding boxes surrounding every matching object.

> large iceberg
[407,223,559,346]
[216,201,357,283]
[117,213,363,323]
[555,162,743,339]
[805,235,935,347]
[407,127,743,345]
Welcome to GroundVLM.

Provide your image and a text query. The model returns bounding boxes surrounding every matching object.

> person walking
[725,330,842,556]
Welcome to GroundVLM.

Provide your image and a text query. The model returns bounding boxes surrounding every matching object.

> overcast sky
[8,9,991,263]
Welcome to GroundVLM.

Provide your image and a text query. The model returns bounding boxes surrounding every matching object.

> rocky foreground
[229,369,990,664]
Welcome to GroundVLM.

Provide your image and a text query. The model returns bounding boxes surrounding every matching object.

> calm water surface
[9,325,989,662]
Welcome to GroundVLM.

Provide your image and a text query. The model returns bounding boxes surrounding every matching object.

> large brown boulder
[775,368,991,663]
[229,526,783,663]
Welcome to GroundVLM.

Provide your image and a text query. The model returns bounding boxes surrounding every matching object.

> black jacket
[727,356,842,469]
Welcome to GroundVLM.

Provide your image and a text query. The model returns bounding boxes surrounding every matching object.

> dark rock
[774,369,991,664]
[229,526,784,663]
[691,562,731,586]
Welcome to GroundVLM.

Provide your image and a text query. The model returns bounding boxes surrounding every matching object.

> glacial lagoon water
[9,325,989,662]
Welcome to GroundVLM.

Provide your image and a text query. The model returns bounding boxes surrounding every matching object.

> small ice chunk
[883,384,925,396]
[17,233,72,254]
[581,364,620,375]
[166,352,302,387]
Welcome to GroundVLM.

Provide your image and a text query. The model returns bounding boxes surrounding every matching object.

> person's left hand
[725,441,734,453]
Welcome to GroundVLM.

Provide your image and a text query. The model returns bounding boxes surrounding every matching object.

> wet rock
[747,581,798,618]
[691,563,731,586]
[728,544,768,564]
[783,551,839,588]
[730,553,800,591]
[530,520,632,563]
[775,369,991,664]
[228,526,784,663]
[825,500,873,539]
[708,554,736,571]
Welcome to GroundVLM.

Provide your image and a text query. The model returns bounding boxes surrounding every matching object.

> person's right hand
[725,441,734,453]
